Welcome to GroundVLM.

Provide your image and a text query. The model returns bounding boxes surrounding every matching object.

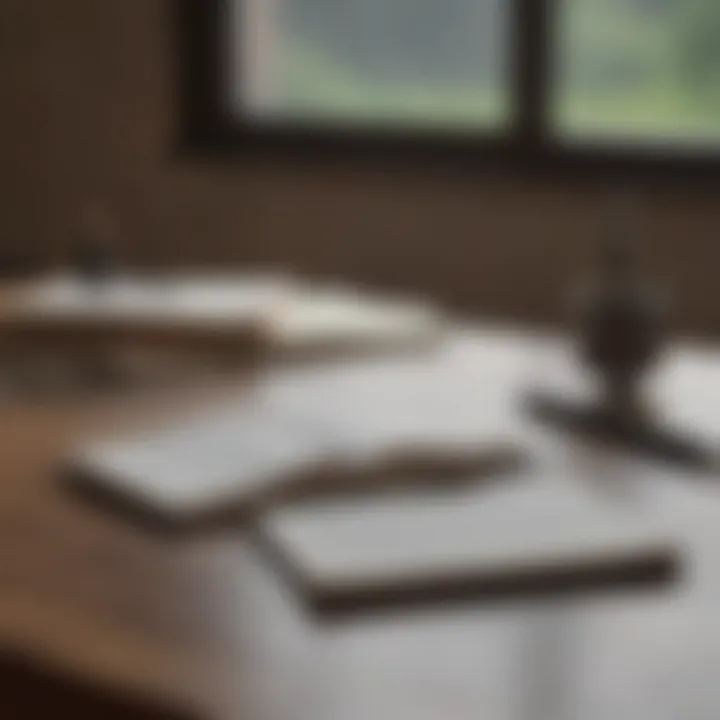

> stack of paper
[11,273,291,330]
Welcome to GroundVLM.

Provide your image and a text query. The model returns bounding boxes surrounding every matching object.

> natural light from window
[229,0,511,132]
[555,0,720,147]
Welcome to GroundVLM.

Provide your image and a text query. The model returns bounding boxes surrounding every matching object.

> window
[555,0,720,147]
[230,0,512,133]
[182,0,720,173]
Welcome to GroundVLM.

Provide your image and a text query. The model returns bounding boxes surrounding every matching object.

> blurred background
[3,2,720,719]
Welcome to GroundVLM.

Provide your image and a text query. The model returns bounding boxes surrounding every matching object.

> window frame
[178,0,720,183]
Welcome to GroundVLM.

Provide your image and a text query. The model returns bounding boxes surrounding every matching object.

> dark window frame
[177,0,720,184]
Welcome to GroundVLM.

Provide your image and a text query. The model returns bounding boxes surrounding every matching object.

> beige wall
[2,0,720,332]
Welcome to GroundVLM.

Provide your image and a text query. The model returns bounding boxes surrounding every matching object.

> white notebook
[70,402,339,524]
[260,478,678,616]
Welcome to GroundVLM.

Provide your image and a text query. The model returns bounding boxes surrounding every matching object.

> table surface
[4,324,720,720]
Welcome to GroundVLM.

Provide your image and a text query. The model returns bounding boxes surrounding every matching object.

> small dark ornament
[527,197,713,468]
[571,202,667,427]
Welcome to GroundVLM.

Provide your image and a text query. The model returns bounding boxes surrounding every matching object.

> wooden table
[3,325,720,719]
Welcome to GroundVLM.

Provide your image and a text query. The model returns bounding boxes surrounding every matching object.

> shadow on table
[1,649,203,720]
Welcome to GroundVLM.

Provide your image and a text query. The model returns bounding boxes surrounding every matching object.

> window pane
[229,0,511,132]
[555,0,720,146]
